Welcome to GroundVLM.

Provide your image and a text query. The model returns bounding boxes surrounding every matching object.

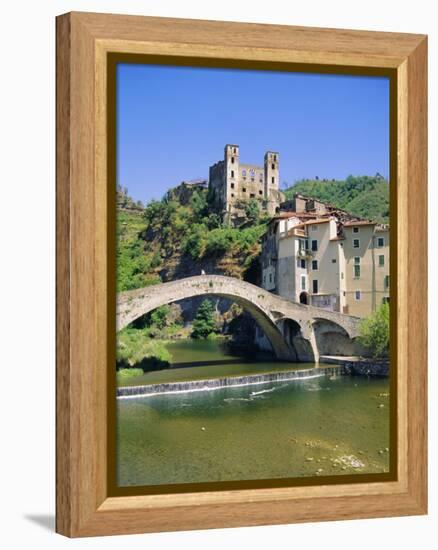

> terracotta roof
[343,220,376,227]
[272,212,300,220]
[303,218,332,225]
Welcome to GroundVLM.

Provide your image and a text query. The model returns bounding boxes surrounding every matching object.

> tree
[190,190,208,221]
[150,305,171,330]
[357,303,389,357]
[245,198,260,224]
[191,299,217,338]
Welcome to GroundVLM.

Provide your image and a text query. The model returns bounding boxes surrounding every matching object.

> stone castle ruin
[208,144,285,225]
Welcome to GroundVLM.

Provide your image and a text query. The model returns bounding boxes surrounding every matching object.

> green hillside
[117,187,268,292]
[284,175,390,223]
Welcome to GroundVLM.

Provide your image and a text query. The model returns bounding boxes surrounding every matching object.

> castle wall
[208,144,282,224]
[208,160,226,212]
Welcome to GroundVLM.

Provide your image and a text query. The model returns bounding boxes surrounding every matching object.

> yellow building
[342,221,390,316]
[261,213,390,318]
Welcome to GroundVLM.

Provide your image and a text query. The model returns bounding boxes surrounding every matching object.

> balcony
[297,248,313,258]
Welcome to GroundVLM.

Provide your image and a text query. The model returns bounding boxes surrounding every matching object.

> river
[116,339,390,487]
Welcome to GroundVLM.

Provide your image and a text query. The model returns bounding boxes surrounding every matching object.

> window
[311,240,318,251]
[231,193,234,198]
[300,259,306,269]
[242,187,246,192]
[233,147,236,153]
[341,272,344,280]
[259,190,263,195]
[384,275,390,289]
[271,176,275,184]
[263,274,266,284]
[271,163,275,169]
[312,280,318,294]
[355,290,361,301]
[230,182,235,189]
[269,273,272,283]
[382,297,390,304]
[353,238,360,248]
[298,238,309,251]
[250,193,255,198]
[353,227,359,233]
[311,225,317,231]
[331,259,337,263]
[379,254,385,266]
[354,257,360,278]
[273,155,277,161]
[378,237,385,247]
[231,170,234,178]
[312,260,318,270]
[301,275,306,290]
[231,157,235,164]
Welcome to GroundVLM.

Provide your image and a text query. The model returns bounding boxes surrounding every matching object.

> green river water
[116,339,390,487]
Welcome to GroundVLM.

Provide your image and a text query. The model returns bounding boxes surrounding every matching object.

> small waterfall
[117,365,345,399]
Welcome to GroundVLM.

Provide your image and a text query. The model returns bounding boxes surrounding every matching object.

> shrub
[182,223,207,259]
[245,198,260,224]
[357,303,390,357]
[116,329,172,369]
[204,228,236,256]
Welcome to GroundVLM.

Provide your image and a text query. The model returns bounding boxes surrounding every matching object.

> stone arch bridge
[117,275,362,362]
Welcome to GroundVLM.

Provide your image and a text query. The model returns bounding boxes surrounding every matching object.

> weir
[117,365,345,399]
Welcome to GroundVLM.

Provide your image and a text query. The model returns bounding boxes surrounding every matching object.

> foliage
[191,299,218,339]
[204,227,237,256]
[117,236,162,291]
[284,175,389,223]
[116,328,172,369]
[245,198,260,224]
[117,185,270,288]
[182,223,207,259]
[131,303,184,338]
[357,303,390,357]
[149,305,171,330]
[190,190,208,220]
[116,368,144,382]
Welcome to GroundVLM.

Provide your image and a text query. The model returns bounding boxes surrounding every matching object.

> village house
[260,195,390,318]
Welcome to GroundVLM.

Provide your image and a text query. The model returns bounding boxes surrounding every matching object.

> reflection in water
[116,341,390,487]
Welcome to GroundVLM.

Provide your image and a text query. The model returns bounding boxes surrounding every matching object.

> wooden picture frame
[56,11,427,537]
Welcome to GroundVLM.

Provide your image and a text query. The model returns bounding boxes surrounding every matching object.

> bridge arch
[280,318,316,362]
[312,318,356,356]
[117,277,295,360]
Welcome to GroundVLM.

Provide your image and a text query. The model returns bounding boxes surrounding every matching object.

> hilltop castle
[208,144,285,224]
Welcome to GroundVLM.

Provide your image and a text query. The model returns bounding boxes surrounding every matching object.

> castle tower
[224,144,239,215]
[264,151,280,215]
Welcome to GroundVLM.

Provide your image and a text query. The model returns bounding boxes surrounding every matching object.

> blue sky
[117,64,389,204]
